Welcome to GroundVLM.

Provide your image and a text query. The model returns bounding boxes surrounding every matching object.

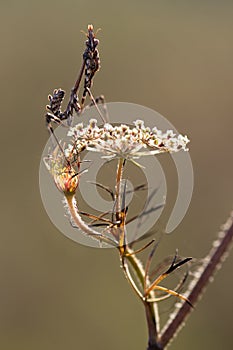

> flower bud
[53,166,79,194]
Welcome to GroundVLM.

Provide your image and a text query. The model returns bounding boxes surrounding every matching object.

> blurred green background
[1,0,233,349]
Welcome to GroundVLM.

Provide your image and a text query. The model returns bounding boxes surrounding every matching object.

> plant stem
[114,158,161,348]
[123,247,160,347]
[65,193,117,246]
[115,158,124,214]
[160,211,233,348]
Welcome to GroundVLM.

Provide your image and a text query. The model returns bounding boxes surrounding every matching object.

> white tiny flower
[66,119,190,162]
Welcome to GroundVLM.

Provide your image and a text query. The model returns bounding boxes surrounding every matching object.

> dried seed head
[66,119,190,161]
[44,146,79,195]
[53,167,79,194]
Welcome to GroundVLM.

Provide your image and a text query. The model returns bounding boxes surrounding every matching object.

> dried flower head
[44,146,80,194]
[66,119,189,161]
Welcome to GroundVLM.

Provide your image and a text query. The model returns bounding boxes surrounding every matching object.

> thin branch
[160,211,233,348]
[120,255,144,300]
[124,247,161,346]
[144,242,159,292]
[64,194,117,247]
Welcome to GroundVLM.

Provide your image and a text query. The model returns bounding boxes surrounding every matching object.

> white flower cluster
[65,119,190,160]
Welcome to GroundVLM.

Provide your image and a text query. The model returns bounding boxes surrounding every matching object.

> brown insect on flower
[81,24,101,108]
[45,24,103,136]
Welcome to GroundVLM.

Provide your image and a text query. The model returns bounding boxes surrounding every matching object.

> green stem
[115,158,124,215]
[115,158,160,348]
[125,247,160,347]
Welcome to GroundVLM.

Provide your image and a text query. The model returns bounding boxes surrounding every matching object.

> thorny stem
[159,211,233,348]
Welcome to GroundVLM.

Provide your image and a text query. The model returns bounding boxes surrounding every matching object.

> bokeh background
[1,0,233,349]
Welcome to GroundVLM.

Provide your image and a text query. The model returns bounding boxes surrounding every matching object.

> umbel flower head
[46,119,189,194]
[66,118,190,161]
